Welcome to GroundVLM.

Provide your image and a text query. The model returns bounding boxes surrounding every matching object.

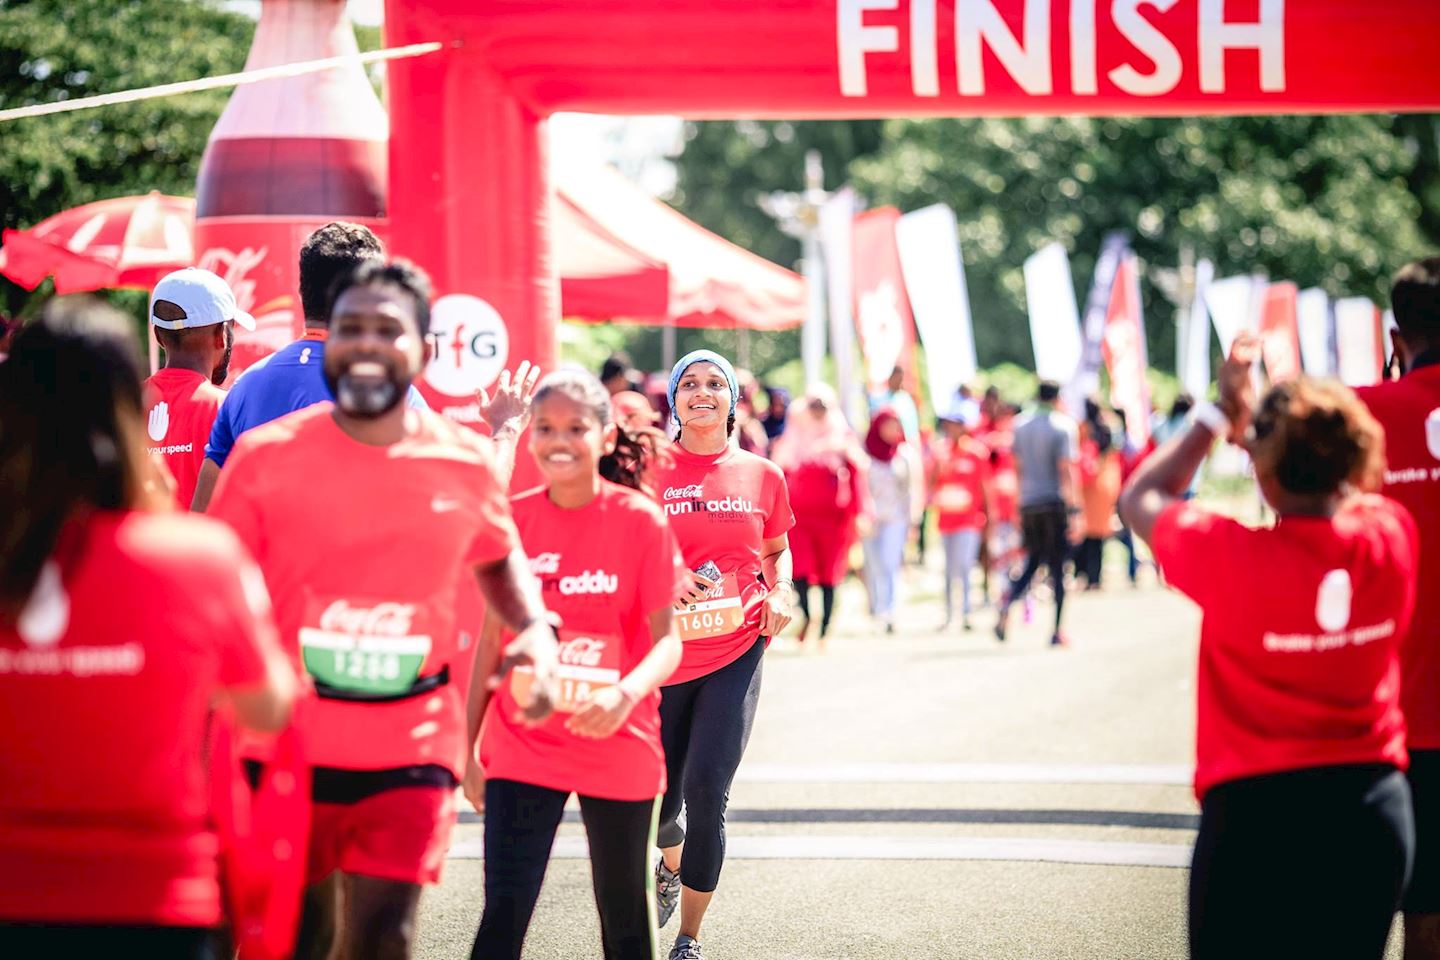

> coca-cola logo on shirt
[319,600,417,636]
[664,484,704,501]
[530,552,562,575]
[558,634,607,667]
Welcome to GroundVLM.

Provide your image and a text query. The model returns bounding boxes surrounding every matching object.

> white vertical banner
[1022,243,1083,385]
[1183,258,1214,399]
[1296,287,1333,376]
[1384,310,1399,373]
[1204,275,1259,355]
[895,203,977,413]
[800,240,828,389]
[818,188,861,426]
[1335,297,1382,386]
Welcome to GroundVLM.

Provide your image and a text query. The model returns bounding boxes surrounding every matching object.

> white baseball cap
[149,267,256,331]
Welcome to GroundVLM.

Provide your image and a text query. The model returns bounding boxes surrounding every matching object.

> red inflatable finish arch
[382,0,1440,418]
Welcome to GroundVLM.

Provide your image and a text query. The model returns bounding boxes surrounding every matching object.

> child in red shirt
[929,400,990,630]
[1121,334,1417,960]
[466,370,688,960]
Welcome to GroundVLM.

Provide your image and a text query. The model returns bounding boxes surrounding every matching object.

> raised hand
[1218,333,1261,445]
[476,360,541,438]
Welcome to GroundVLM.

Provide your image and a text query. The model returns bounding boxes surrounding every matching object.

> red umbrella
[0,192,195,294]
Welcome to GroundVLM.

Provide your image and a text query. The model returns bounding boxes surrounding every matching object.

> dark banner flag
[1068,231,1129,413]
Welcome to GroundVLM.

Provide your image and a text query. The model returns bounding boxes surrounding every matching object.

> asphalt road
[416,557,1406,959]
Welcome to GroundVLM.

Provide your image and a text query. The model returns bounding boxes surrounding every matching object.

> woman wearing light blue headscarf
[649,350,797,960]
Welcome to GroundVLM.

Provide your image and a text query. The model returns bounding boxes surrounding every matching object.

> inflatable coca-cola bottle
[193,0,388,375]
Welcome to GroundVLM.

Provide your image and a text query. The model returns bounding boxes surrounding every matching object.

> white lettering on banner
[1110,0,1182,96]
[319,600,416,637]
[837,0,1288,98]
[838,0,900,97]
[1199,0,1285,94]
[911,0,939,95]
[957,0,1052,96]
[1070,0,1097,94]
[441,403,483,424]
[149,443,194,456]
[558,571,619,596]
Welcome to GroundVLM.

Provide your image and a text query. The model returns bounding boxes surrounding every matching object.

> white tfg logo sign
[425,294,510,398]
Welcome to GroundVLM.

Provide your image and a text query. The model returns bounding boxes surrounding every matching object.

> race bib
[934,483,974,513]
[510,630,622,714]
[299,598,433,696]
[676,572,745,642]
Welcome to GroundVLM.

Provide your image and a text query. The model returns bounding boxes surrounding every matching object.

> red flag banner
[852,207,919,398]
[1258,281,1302,384]
[1102,250,1151,448]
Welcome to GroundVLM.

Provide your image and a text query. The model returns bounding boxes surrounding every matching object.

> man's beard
[211,327,233,386]
[325,362,408,419]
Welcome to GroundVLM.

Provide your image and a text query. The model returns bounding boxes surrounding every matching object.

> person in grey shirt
[996,380,1079,646]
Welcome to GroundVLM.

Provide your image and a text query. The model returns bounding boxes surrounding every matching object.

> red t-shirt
[0,511,278,926]
[144,367,226,509]
[481,482,689,800]
[651,444,795,685]
[1151,496,1417,799]
[931,436,991,533]
[981,427,1020,523]
[1358,364,1440,749]
[209,404,518,779]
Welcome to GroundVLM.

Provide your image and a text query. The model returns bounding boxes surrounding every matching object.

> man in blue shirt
[190,222,427,510]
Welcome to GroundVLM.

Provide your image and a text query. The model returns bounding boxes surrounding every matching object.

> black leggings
[792,577,836,637]
[1007,503,1068,635]
[1189,763,1413,960]
[471,779,659,960]
[0,924,216,958]
[657,637,765,893]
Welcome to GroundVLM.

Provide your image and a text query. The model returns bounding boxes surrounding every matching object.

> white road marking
[734,763,1192,785]
[448,834,1192,868]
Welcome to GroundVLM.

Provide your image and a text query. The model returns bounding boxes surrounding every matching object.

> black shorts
[1406,750,1440,913]
[1019,503,1068,562]
[0,924,216,959]
[1190,763,1412,959]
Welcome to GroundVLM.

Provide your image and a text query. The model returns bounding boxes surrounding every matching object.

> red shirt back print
[1151,495,1418,799]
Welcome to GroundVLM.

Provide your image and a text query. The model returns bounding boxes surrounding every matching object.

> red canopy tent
[0,192,195,294]
[553,189,669,320]
[556,164,805,331]
[0,188,673,321]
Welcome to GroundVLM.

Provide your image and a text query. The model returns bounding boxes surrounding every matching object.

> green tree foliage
[670,114,1440,374]
[593,119,884,381]
[0,0,256,315]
